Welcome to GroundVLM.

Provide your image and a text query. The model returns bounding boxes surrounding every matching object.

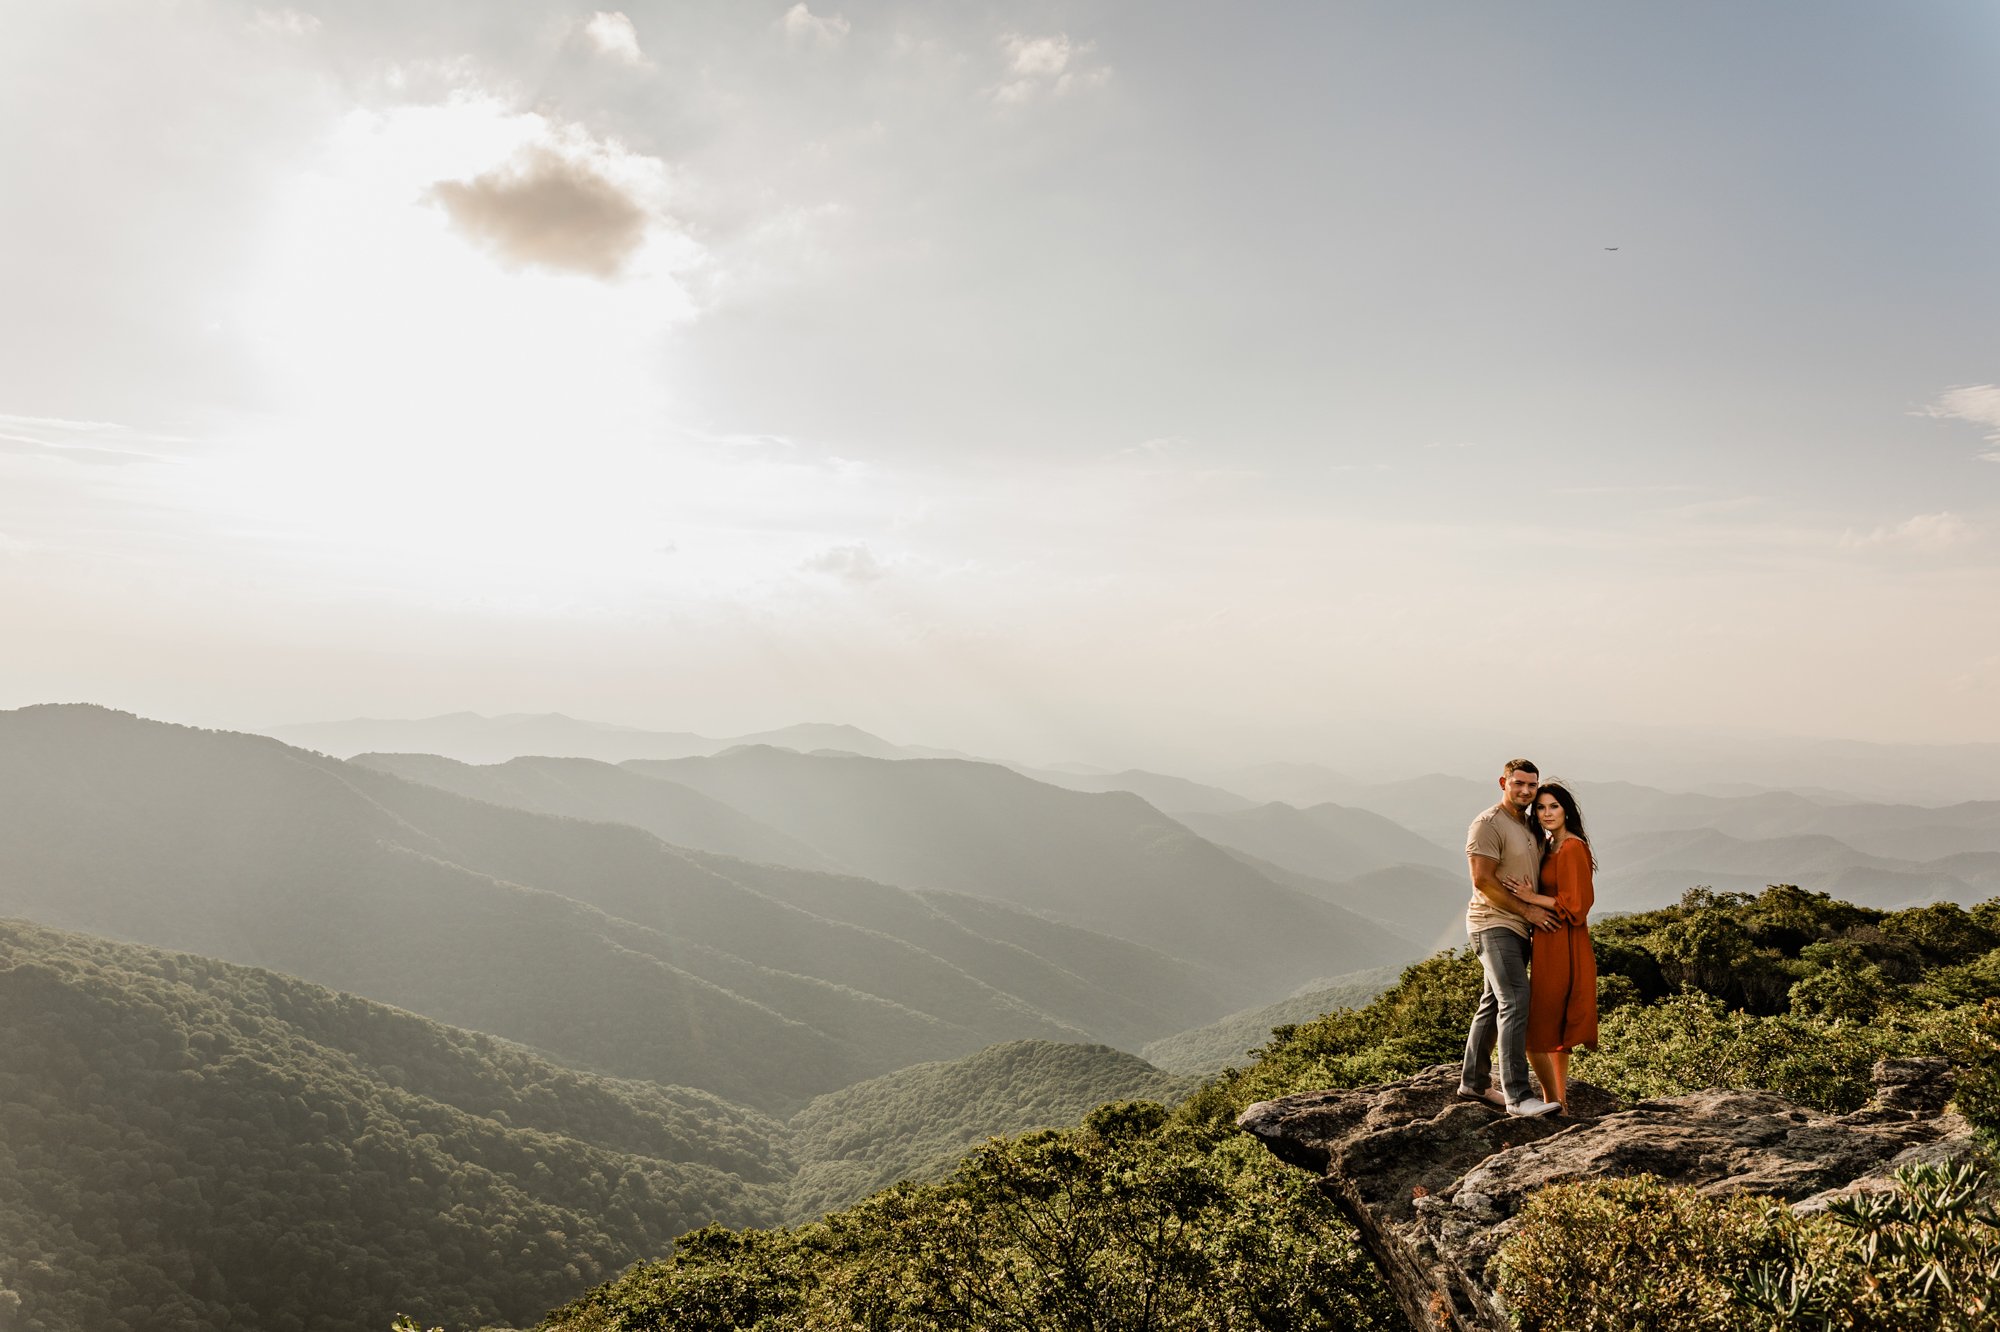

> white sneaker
[1456,1084,1506,1108]
[1507,1096,1562,1118]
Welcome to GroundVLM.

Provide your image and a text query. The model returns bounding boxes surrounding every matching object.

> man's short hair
[1502,758,1539,777]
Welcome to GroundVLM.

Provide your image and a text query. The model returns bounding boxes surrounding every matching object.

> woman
[1508,781,1598,1112]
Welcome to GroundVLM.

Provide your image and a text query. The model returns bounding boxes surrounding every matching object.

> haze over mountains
[295,707,2000,918]
[8,700,1999,1332]
[268,713,2000,807]
[0,706,1421,1100]
[4,702,1442,1329]
[268,713,973,767]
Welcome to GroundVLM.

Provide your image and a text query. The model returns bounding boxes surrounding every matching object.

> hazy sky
[4,2,1997,769]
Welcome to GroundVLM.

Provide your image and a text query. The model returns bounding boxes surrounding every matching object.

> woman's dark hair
[1534,781,1599,869]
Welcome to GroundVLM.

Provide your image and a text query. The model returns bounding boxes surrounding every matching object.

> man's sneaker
[1456,1084,1506,1108]
[1507,1096,1562,1118]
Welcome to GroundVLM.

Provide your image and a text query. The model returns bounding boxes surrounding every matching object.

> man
[1458,758,1561,1117]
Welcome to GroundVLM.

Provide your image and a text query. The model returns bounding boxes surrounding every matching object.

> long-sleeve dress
[1527,836,1598,1053]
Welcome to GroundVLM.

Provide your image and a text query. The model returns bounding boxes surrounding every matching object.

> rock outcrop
[1237,1059,1976,1332]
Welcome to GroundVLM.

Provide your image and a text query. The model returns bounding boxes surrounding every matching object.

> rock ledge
[1237,1059,1973,1332]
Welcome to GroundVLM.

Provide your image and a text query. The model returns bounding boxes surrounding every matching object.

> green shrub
[1957,999,2000,1138]
[1572,993,1881,1112]
[541,1102,1398,1332]
[1788,942,1892,1023]
[1884,903,2000,969]
[1913,948,2000,1010]
[1644,908,1800,1014]
[1497,1164,2000,1332]
[1228,950,1486,1102]
[1738,1162,2000,1332]
[1592,933,1665,1003]
[1737,885,1880,954]
[1595,972,1641,1014]
[1492,1174,1795,1332]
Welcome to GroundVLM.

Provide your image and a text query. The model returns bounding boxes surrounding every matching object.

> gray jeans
[1462,927,1533,1106]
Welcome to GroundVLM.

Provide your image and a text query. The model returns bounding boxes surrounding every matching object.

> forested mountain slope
[540,885,2000,1332]
[624,746,1411,996]
[1002,762,1259,814]
[353,751,843,872]
[783,1040,1196,1222]
[0,706,1241,1107]
[1177,800,1458,878]
[1140,965,1402,1074]
[0,920,1205,1332]
[1595,826,2000,910]
[0,920,788,1332]
[356,751,1234,1047]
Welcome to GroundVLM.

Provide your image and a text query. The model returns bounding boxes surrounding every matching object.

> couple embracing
[1458,758,1599,1117]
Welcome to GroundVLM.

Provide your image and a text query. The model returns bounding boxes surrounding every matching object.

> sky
[3,1,1997,773]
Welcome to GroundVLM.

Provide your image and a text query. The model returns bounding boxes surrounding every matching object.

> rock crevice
[1236,1059,1974,1332]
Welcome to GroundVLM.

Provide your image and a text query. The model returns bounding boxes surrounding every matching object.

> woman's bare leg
[1548,1050,1570,1110]
[1527,1050,1558,1107]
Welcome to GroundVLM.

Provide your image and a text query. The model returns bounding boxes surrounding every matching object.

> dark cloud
[429,148,649,279]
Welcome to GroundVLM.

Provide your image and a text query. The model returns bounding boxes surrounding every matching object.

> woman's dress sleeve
[1553,840,1593,926]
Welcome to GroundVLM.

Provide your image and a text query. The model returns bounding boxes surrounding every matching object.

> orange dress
[1527,836,1598,1053]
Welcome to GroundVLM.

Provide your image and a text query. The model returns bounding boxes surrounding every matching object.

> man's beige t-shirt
[1465,803,1542,940]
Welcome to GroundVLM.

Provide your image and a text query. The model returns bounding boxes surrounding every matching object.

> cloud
[1917,383,2000,460]
[582,11,647,66]
[1840,511,1977,552]
[1662,494,1764,519]
[0,434,162,467]
[429,147,651,279]
[801,542,888,582]
[1007,35,1075,78]
[0,414,182,466]
[993,33,1111,103]
[782,4,850,46]
[1553,484,1700,497]
[248,9,320,37]
[1117,436,1193,460]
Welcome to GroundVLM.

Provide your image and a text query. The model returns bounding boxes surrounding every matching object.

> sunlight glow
[209,93,725,601]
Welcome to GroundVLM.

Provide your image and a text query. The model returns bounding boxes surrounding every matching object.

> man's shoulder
[1465,802,1508,850]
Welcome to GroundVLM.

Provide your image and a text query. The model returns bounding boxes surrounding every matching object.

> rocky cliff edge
[1237,1058,1975,1332]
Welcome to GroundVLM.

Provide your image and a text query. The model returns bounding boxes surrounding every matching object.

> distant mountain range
[0,706,1416,1114]
[353,751,849,873]
[1176,801,1458,878]
[360,747,1464,975]
[1205,726,2000,805]
[268,713,2000,907]
[1003,762,1260,814]
[619,746,1412,986]
[97,705,2000,980]
[0,707,1222,1109]
[266,712,971,766]
[1185,770,2000,915]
